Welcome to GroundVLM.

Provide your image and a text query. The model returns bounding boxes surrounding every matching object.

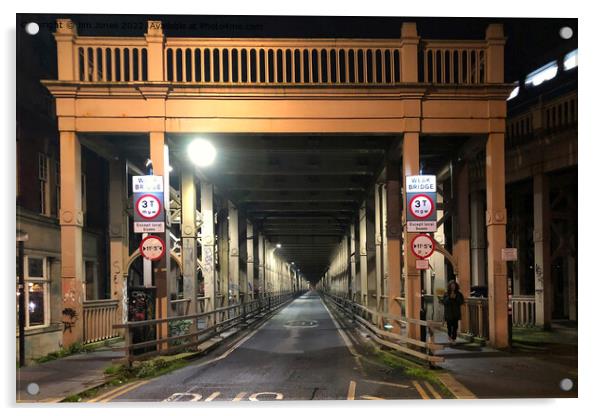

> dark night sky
[17,13,577,83]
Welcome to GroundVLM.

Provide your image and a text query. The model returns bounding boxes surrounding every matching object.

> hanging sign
[415,259,430,270]
[502,248,518,261]
[406,175,437,232]
[133,176,165,233]
[410,234,436,259]
[139,235,165,261]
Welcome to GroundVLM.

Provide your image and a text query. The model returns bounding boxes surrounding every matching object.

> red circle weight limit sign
[410,234,436,259]
[139,235,165,261]
[135,194,162,220]
[409,194,434,219]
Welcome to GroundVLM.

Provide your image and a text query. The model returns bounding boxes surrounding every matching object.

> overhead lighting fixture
[507,84,520,101]
[187,138,216,167]
[276,243,282,249]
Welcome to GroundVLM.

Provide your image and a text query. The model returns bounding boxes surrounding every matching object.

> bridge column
[200,181,216,325]
[486,132,509,348]
[108,159,127,330]
[533,171,552,329]
[374,183,384,314]
[59,130,84,346]
[359,201,368,306]
[402,132,421,340]
[453,162,471,332]
[246,221,255,299]
[258,233,265,297]
[181,164,198,317]
[385,157,402,334]
[349,223,356,300]
[228,202,240,304]
[149,132,171,346]
[470,190,487,287]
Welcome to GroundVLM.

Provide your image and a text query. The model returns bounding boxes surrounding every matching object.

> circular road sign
[139,235,165,261]
[411,234,436,259]
[136,194,162,220]
[409,194,434,219]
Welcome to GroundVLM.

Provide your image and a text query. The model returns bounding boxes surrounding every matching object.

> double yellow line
[88,379,151,403]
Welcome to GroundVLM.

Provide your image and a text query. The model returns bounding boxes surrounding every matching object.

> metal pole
[18,240,25,367]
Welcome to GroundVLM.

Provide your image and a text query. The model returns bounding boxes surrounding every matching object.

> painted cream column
[258,233,265,296]
[54,19,77,81]
[228,202,240,304]
[359,201,368,305]
[149,132,171,344]
[108,159,127,329]
[402,132,421,340]
[380,183,389,313]
[349,223,356,300]
[59,130,84,346]
[374,183,384,313]
[181,165,198,317]
[200,181,216,324]
[533,171,552,329]
[145,21,165,81]
[486,132,509,347]
[246,221,255,299]
[470,191,487,287]
[453,162,471,331]
[385,158,402,334]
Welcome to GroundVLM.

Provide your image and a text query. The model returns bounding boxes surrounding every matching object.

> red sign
[409,194,435,219]
[410,234,436,259]
[139,235,165,261]
[135,194,162,220]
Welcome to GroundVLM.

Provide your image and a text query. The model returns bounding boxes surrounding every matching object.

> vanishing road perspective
[92,291,453,402]
[16,14,578,403]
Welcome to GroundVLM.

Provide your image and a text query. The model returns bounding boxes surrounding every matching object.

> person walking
[442,280,465,344]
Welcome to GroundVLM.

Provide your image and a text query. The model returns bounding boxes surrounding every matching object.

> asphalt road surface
[105,291,442,402]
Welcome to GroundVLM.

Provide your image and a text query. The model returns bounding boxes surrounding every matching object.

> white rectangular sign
[407,221,437,233]
[406,175,437,193]
[132,175,163,193]
[416,259,430,270]
[134,222,165,233]
[502,248,518,261]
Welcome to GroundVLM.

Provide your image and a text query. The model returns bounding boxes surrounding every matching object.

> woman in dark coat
[442,280,465,343]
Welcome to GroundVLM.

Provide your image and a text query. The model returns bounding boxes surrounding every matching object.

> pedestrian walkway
[16,342,124,402]
[435,322,578,398]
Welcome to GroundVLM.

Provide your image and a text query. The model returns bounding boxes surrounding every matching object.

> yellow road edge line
[88,382,135,403]
[423,381,442,399]
[362,379,410,389]
[360,395,385,400]
[412,380,430,400]
[437,373,477,399]
[205,391,220,402]
[347,380,356,400]
[100,379,151,402]
[232,392,247,402]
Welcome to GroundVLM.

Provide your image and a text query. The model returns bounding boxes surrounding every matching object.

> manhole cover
[284,320,318,328]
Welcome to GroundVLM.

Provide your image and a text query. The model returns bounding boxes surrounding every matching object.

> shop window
[38,153,50,216]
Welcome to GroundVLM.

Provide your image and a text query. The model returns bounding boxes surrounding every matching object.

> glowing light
[564,49,578,71]
[187,138,216,167]
[29,302,36,312]
[525,61,558,87]
[276,243,282,249]
[507,85,520,101]
[559,26,573,40]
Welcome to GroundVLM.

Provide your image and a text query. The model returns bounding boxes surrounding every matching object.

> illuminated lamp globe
[188,139,216,167]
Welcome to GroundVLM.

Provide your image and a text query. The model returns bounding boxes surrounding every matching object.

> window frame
[22,255,50,329]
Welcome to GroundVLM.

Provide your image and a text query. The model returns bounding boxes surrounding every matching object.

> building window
[19,256,50,328]
[38,153,50,216]
[55,159,61,215]
[563,49,578,71]
[525,61,558,87]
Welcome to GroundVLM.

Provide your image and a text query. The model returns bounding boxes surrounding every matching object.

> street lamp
[276,243,282,249]
[187,138,216,167]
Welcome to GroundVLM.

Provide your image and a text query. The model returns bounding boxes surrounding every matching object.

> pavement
[16,343,124,403]
[14,291,578,402]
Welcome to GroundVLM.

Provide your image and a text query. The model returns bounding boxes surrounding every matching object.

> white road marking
[347,380,356,400]
[232,391,247,401]
[249,392,284,401]
[204,391,221,401]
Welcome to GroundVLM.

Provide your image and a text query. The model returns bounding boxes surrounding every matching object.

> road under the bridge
[102,291,446,401]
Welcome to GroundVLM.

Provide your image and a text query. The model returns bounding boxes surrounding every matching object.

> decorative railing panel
[83,299,120,344]
[512,295,536,327]
[421,41,487,84]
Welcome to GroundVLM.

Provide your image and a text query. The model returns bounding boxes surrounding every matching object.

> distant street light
[276,243,282,249]
[187,138,216,167]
